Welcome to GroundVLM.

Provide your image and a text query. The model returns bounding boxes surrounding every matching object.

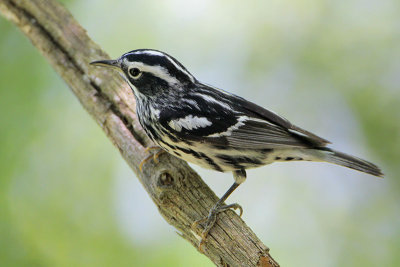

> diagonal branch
[0,0,279,266]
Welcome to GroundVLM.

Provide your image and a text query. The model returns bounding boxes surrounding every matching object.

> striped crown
[120,49,196,86]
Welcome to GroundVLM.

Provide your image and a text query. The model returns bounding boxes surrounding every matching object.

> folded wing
[161,84,330,150]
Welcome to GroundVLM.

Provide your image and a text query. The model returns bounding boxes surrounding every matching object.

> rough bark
[0,0,279,266]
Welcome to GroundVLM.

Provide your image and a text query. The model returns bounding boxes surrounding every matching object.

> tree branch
[0,1,279,266]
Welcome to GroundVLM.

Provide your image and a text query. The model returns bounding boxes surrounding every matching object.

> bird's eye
[129,67,141,78]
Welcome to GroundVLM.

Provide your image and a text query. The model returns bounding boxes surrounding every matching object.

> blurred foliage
[1,0,399,266]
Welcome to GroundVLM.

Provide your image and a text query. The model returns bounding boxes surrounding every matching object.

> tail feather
[318,148,383,177]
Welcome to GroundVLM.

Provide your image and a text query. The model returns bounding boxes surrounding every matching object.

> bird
[91,49,383,249]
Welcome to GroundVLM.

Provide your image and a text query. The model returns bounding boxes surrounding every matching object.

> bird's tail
[315,147,383,177]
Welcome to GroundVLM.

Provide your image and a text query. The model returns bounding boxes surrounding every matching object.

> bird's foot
[192,202,243,252]
[139,146,165,172]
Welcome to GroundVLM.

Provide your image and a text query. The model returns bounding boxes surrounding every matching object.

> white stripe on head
[134,50,195,83]
[124,59,180,86]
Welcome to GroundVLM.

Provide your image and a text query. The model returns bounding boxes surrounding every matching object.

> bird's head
[91,49,196,98]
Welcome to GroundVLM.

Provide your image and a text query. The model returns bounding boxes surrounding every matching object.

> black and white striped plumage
[92,49,382,177]
[91,49,382,246]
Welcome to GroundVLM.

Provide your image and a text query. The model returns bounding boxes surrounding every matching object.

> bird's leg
[139,146,166,172]
[192,169,246,252]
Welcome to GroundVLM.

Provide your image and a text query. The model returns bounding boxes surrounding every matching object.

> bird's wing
[159,86,329,150]
[205,116,316,149]
[232,95,331,147]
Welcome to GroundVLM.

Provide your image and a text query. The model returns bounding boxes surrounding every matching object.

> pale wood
[0,1,279,266]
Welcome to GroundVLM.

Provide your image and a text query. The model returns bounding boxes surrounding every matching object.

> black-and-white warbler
[91,49,383,248]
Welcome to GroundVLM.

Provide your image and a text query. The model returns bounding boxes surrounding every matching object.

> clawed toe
[139,154,154,172]
[139,146,165,172]
[192,179,245,252]
[192,202,243,252]
[152,149,165,164]
[191,217,207,230]
[221,203,243,217]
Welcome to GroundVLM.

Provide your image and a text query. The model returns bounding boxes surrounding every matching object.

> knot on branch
[154,168,182,206]
[154,165,186,190]
[157,171,174,188]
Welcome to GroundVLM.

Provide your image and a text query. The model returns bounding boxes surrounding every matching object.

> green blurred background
[1,0,399,266]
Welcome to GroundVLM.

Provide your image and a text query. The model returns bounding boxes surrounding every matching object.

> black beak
[90,59,120,69]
